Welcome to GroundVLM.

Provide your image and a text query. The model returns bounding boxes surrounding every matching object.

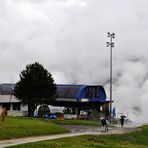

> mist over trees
[14,62,57,116]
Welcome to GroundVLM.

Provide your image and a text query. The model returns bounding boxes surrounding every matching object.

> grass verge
[9,125,148,148]
[48,119,101,126]
[0,117,69,139]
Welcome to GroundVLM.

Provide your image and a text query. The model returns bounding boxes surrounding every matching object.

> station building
[55,84,110,118]
[0,83,110,117]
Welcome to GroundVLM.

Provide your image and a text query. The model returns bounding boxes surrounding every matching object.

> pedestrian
[100,117,108,132]
[1,107,7,129]
[120,116,125,127]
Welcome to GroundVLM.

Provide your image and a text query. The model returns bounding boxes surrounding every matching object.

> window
[2,103,10,110]
[13,103,20,110]
[85,86,99,98]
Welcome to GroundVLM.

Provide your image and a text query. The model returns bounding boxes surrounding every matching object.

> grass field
[0,117,69,139]
[0,117,102,140]
[48,119,101,126]
[9,125,148,148]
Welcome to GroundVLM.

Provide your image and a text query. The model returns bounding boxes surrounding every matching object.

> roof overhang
[0,95,20,103]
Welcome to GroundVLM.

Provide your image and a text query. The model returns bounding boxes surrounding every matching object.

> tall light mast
[106,32,115,118]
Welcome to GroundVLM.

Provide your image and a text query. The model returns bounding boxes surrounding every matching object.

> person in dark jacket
[120,116,125,127]
[100,117,108,132]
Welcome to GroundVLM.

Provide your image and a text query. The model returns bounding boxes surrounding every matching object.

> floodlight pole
[106,32,115,118]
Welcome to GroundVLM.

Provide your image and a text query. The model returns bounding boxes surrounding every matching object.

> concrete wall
[7,104,28,116]
[20,104,28,111]
[7,110,28,116]
[0,103,28,116]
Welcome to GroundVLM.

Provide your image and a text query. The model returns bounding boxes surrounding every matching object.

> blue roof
[56,85,82,98]
[56,84,107,102]
[0,83,108,103]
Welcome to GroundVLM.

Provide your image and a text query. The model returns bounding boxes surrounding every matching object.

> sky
[0,0,148,122]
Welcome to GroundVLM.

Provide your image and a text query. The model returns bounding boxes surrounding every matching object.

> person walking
[120,116,125,127]
[100,117,108,132]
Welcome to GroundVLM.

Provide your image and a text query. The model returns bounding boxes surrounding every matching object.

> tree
[14,62,57,117]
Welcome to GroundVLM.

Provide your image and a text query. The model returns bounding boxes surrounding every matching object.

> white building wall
[7,110,28,116]
[20,104,28,111]
[0,95,28,116]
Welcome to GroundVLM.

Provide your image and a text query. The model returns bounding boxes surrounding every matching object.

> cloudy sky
[1,0,148,122]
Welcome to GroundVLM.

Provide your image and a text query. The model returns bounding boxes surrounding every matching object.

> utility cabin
[54,84,110,119]
[0,83,28,116]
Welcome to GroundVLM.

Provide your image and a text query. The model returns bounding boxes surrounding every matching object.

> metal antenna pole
[106,32,115,118]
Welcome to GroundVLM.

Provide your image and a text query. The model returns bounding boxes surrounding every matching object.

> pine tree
[14,62,57,116]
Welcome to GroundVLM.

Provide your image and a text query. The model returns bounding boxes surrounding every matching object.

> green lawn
[0,117,102,140]
[9,125,148,148]
[48,119,101,126]
[0,117,69,139]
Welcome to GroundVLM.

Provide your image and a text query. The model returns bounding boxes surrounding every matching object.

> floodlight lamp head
[106,42,110,47]
[112,33,115,38]
[107,32,111,37]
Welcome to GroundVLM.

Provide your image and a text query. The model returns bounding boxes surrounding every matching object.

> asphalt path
[0,122,143,148]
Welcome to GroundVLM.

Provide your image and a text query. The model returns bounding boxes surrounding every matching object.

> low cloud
[0,0,148,122]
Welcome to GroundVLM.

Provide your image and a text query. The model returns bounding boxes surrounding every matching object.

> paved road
[0,122,143,148]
